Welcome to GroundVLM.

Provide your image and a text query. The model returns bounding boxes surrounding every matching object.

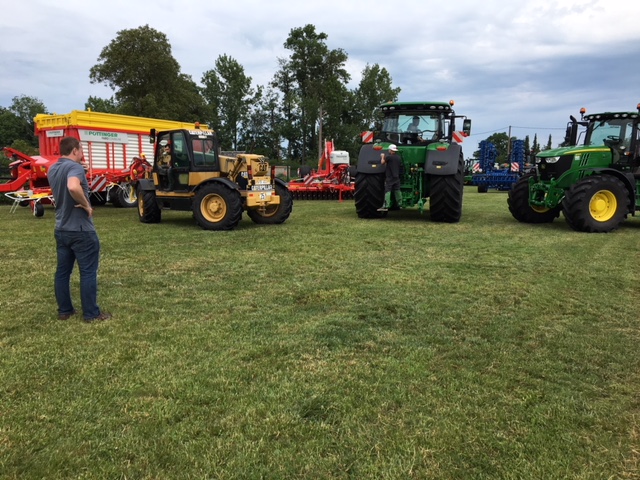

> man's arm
[67,176,93,216]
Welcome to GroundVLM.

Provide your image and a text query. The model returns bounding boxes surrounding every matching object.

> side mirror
[462,119,472,136]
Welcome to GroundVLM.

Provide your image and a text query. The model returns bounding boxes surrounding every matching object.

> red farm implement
[288,140,355,200]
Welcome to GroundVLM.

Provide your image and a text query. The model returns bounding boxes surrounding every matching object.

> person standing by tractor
[377,144,402,211]
[48,137,111,323]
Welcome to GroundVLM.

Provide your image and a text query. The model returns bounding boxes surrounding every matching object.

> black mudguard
[424,143,463,176]
[356,144,386,174]
[137,178,156,191]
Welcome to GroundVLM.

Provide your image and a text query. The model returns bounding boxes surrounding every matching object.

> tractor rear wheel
[354,171,386,218]
[562,175,629,233]
[247,183,293,225]
[193,183,242,230]
[429,155,464,223]
[137,186,161,223]
[508,174,561,223]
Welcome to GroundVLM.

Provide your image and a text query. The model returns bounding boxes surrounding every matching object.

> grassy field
[1,187,639,479]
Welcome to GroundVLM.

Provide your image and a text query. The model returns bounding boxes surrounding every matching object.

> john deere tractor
[508,104,640,233]
[136,127,292,231]
[354,100,471,222]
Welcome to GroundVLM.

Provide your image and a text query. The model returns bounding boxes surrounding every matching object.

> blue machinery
[471,140,526,192]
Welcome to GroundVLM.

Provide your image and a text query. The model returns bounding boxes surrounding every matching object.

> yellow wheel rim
[201,194,226,222]
[589,190,617,222]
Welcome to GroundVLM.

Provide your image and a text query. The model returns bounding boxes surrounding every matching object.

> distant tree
[0,107,24,149]
[239,87,284,159]
[352,63,400,130]
[85,95,119,113]
[89,25,206,121]
[8,95,47,147]
[201,54,256,150]
[531,133,539,156]
[544,134,553,150]
[270,58,299,160]
[277,24,350,163]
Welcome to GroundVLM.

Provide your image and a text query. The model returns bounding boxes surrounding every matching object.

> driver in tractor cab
[158,142,174,190]
[404,116,423,143]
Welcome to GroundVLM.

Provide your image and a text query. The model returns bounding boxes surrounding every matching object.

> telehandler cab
[136,126,292,230]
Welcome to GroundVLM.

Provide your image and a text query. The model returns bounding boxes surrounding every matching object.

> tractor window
[587,119,626,147]
[192,138,219,168]
[381,114,440,144]
[171,132,188,167]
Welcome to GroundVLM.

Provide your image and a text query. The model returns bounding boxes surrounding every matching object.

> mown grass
[1,187,639,479]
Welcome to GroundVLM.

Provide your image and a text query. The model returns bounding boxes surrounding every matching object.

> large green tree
[6,95,47,147]
[89,25,206,122]
[201,54,256,150]
[277,24,350,164]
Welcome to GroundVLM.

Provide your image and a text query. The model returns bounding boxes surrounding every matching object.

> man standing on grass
[377,144,403,212]
[48,136,111,323]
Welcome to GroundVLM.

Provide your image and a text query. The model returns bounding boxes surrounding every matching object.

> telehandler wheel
[193,183,242,231]
[247,183,293,225]
[354,171,386,218]
[137,186,161,223]
[562,175,629,233]
[429,155,464,223]
[508,174,561,223]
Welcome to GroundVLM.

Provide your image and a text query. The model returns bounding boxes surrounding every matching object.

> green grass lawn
[1,187,639,479]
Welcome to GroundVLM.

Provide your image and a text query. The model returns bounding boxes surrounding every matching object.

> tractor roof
[378,101,453,114]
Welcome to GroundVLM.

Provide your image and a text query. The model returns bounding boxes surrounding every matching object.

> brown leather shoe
[58,310,77,320]
[84,312,112,323]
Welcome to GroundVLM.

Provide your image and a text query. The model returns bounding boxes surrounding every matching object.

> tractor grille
[536,155,573,181]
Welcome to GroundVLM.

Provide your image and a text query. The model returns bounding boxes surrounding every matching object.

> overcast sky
[2,0,639,154]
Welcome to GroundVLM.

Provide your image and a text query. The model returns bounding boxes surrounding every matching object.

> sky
[2,0,640,155]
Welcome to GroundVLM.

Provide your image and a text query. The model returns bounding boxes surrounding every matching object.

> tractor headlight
[544,156,560,164]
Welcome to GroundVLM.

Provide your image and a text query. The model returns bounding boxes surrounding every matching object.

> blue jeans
[54,230,101,319]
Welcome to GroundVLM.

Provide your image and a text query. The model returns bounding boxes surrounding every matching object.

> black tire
[90,193,106,206]
[247,183,293,225]
[137,186,161,224]
[508,174,561,223]
[32,201,44,217]
[429,156,464,223]
[193,183,242,231]
[354,171,386,218]
[561,175,629,233]
[111,184,137,208]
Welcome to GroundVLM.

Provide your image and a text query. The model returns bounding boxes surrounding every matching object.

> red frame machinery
[288,140,354,200]
[1,110,203,215]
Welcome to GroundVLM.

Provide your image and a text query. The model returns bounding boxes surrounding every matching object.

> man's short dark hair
[60,137,80,156]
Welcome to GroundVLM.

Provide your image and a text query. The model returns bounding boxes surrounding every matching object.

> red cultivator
[288,141,355,200]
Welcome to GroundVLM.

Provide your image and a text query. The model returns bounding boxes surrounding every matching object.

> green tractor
[508,104,640,233]
[354,101,471,222]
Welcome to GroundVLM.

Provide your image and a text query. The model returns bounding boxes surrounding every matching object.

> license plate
[252,184,273,191]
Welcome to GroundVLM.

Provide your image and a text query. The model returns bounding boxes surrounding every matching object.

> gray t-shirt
[48,158,95,232]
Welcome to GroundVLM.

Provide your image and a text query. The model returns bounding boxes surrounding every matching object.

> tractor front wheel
[137,186,161,223]
[508,174,561,223]
[247,183,293,225]
[562,175,629,233]
[193,183,242,231]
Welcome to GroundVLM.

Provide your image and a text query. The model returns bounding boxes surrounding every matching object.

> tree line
[2,24,400,166]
